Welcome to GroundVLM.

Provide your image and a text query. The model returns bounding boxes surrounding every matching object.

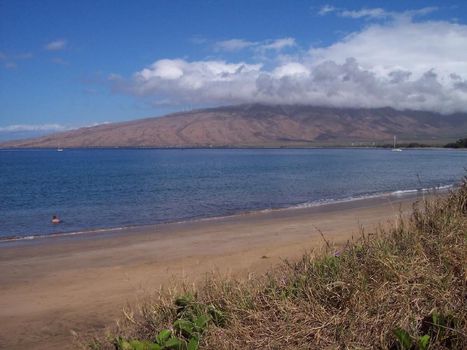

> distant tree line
[376,138,467,149]
[380,142,431,148]
[444,138,467,148]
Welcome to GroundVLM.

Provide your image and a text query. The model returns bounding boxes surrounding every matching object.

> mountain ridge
[2,104,467,148]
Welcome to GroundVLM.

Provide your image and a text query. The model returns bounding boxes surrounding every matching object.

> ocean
[0,148,466,240]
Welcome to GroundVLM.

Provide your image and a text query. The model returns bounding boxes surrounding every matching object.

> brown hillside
[2,104,467,148]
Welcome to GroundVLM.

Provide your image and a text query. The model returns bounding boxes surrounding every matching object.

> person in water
[51,215,61,224]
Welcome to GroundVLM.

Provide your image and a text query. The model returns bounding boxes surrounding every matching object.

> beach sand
[0,194,425,349]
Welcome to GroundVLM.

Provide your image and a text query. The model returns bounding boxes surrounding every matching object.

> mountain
[2,105,467,148]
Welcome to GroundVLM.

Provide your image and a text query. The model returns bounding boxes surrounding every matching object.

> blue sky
[1,0,467,140]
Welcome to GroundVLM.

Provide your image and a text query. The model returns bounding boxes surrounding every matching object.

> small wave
[287,193,385,210]
[391,189,419,195]
[391,184,453,196]
[0,226,128,244]
[434,184,454,190]
[289,184,455,210]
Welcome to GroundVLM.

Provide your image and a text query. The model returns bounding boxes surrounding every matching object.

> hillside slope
[3,105,467,148]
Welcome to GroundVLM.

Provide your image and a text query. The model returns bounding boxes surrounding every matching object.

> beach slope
[0,194,422,349]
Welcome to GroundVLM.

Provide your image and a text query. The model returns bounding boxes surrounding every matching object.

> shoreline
[0,184,454,245]
[1,146,465,150]
[0,192,436,349]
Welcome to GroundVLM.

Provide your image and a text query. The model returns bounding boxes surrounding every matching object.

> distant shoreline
[1,145,464,150]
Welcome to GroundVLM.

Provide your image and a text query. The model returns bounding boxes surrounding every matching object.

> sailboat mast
[393,136,396,148]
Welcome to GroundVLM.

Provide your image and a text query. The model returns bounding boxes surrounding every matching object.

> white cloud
[0,52,33,69]
[215,37,296,52]
[309,20,467,79]
[0,122,110,133]
[340,8,389,19]
[318,5,336,16]
[0,52,33,60]
[403,7,438,19]
[260,37,296,51]
[113,17,467,114]
[129,59,262,104]
[0,124,68,132]
[86,121,110,127]
[215,39,255,51]
[318,5,437,21]
[44,39,67,51]
[272,62,309,78]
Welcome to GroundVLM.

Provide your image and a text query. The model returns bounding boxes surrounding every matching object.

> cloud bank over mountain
[112,8,467,114]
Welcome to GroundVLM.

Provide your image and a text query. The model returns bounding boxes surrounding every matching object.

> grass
[85,179,466,349]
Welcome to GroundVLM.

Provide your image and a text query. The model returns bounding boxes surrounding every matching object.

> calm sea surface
[0,148,466,239]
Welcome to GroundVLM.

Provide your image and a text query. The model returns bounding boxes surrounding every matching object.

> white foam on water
[288,184,455,210]
[391,184,453,196]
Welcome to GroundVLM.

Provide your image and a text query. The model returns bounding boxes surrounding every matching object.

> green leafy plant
[418,335,430,350]
[114,293,224,350]
[115,332,184,350]
[393,328,413,350]
[391,312,458,350]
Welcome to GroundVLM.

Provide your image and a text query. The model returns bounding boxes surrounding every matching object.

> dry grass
[87,180,467,349]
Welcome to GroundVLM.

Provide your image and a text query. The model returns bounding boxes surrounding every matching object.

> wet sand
[0,194,425,349]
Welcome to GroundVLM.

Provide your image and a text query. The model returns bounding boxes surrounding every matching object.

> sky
[1,0,467,140]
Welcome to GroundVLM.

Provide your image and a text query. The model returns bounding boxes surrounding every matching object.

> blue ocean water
[0,148,466,239]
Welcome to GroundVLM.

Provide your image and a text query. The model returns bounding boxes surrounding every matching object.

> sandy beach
[0,193,426,349]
